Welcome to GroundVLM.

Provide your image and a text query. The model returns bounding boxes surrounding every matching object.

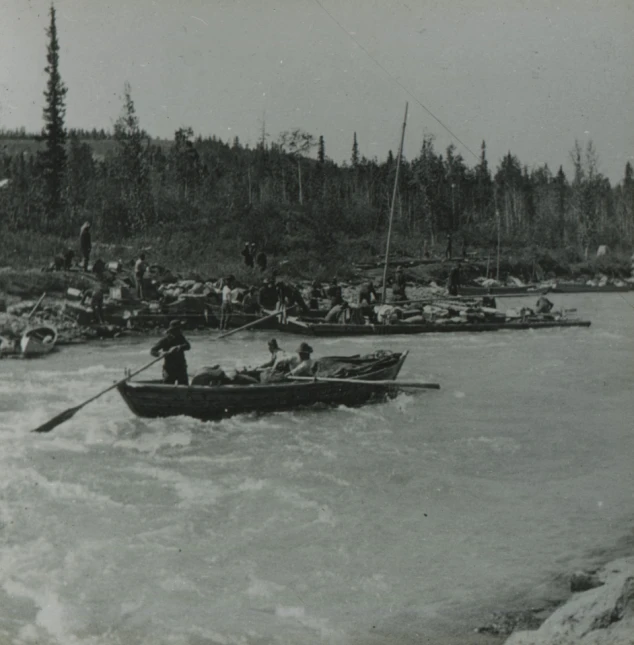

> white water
[1,293,633,645]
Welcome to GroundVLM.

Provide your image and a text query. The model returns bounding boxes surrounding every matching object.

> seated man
[535,294,554,314]
[258,338,285,369]
[287,342,317,377]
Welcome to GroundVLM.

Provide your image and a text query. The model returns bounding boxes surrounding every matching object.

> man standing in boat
[150,320,191,385]
[219,275,235,330]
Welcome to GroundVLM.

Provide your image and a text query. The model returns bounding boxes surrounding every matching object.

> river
[1,293,633,645]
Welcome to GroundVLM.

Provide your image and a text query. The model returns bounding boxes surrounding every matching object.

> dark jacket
[258,284,278,310]
[151,331,191,374]
[80,227,91,254]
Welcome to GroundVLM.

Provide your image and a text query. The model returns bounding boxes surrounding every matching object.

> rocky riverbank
[474,557,634,645]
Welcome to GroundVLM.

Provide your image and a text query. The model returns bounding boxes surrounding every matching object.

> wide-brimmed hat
[396,266,403,272]
[268,338,281,350]
[168,319,182,330]
[296,342,313,354]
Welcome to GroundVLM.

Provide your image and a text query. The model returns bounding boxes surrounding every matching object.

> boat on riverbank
[117,350,410,421]
[550,282,632,294]
[458,284,539,297]
[276,316,591,336]
[20,325,58,357]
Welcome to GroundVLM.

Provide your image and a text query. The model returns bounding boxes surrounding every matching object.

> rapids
[1,293,633,644]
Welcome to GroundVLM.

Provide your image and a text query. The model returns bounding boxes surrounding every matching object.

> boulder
[505,557,634,645]
[570,570,604,593]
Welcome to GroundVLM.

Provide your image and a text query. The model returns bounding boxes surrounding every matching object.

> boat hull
[550,284,632,294]
[280,319,592,336]
[117,352,408,421]
[20,326,58,357]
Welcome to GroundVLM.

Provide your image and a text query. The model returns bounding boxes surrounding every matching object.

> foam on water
[1,294,633,643]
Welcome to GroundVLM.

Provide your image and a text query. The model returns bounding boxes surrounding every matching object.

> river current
[1,293,633,645]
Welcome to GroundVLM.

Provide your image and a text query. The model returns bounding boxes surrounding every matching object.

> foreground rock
[504,557,634,645]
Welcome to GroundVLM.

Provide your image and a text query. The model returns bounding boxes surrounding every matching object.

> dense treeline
[0,6,632,265]
[1,118,632,261]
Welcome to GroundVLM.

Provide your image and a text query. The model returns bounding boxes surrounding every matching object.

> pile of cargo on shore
[1,247,622,358]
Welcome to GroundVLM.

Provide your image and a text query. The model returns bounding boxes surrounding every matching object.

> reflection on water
[1,293,633,644]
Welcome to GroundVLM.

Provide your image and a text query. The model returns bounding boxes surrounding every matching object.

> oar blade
[31,406,80,434]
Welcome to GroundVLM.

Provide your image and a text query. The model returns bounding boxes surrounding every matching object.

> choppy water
[1,293,633,645]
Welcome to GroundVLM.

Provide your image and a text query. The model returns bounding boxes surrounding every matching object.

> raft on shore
[117,350,410,422]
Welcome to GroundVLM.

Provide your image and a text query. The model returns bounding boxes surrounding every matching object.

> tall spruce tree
[351,132,359,167]
[40,3,67,228]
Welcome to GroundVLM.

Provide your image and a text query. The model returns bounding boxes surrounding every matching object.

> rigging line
[618,292,634,311]
[311,0,479,161]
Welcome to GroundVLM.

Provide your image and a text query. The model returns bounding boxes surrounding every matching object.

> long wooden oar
[31,351,174,434]
[31,309,292,434]
[287,375,440,389]
[27,292,47,320]
[217,306,294,339]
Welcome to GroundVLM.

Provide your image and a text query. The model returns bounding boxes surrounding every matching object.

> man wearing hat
[150,320,191,385]
[287,342,316,377]
[79,222,92,271]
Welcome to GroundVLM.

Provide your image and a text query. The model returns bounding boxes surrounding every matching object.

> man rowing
[150,319,191,385]
[258,338,285,369]
[535,291,554,314]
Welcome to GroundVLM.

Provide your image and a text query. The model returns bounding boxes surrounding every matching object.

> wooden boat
[117,350,409,422]
[278,317,591,336]
[458,285,539,297]
[20,325,58,357]
[549,283,632,294]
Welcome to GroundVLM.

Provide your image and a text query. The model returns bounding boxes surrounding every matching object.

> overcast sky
[1,0,632,182]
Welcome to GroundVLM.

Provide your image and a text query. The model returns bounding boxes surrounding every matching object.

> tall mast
[381,102,408,304]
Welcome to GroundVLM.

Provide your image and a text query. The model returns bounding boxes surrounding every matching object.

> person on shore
[358,280,378,306]
[327,278,344,309]
[81,287,105,324]
[447,262,462,296]
[445,232,453,259]
[63,248,75,270]
[241,242,254,268]
[134,252,147,300]
[258,278,278,311]
[307,281,325,310]
[80,222,92,271]
[219,275,235,330]
[250,242,257,263]
[392,267,407,301]
[150,320,191,385]
[256,250,268,272]
[535,291,554,314]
